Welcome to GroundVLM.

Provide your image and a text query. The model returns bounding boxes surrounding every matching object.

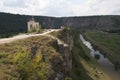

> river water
[80,34,120,80]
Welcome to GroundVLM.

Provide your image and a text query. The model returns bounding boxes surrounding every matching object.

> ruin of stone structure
[27,17,40,32]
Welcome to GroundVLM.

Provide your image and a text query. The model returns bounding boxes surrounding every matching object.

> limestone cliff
[50,28,73,79]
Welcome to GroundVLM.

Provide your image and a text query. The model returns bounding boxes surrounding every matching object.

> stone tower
[27,17,40,32]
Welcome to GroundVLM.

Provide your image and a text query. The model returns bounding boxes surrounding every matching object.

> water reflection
[80,34,111,61]
[80,34,120,80]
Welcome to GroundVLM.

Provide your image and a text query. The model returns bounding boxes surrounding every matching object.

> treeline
[0,12,60,38]
[103,29,120,34]
[1,12,120,38]
[0,12,28,38]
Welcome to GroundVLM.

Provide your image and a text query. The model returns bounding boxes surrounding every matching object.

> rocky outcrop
[55,29,73,78]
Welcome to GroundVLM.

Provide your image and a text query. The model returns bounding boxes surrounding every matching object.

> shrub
[0,52,9,58]
[12,48,51,80]
[36,25,42,33]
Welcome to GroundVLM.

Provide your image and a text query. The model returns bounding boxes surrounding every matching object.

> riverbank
[72,30,111,80]
[84,31,120,71]
[80,34,120,80]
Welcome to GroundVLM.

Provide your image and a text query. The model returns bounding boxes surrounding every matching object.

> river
[80,34,120,80]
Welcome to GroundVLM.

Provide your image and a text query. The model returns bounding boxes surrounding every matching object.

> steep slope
[0,29,73,80]
[50,29,111,80]
[72,30,111,80]
[0,28,113,80]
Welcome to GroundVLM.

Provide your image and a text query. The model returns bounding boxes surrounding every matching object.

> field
[84,31,120,69]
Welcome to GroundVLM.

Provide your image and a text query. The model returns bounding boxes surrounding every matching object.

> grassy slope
[0,29,111,80]
[84,31,120,66]
[0,35,68,80]
[72,30,111,80]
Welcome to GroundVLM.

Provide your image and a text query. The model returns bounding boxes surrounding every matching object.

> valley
[80,34,120,80]
[0,12,120,80]
[84,31,120,69]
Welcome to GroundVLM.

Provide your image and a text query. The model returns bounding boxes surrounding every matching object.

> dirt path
[0,29,60,44]
[46,35,68,47]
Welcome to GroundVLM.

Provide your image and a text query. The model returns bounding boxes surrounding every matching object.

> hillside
[0,28,113,80]
[0,12,120,38]
[0,29,73,80]
[72,30,111,80]
[47,29,112,80]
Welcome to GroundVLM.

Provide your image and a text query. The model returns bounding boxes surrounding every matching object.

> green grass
[0,35,68,80]
[72,30,111,80]
[84,30,120,68]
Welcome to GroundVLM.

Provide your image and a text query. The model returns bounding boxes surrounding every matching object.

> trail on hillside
[46,35,68,47]
[0,29,60,44]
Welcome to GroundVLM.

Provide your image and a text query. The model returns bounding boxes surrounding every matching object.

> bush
[0,58,10,64]
[0,52,9,58]
[12,48,51,80]
[36,25,42,33]
[28,25,42,33]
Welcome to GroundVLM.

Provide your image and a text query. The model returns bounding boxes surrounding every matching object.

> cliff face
[61,16,120,30]
[57,29,73,77]
[50,28,73,78]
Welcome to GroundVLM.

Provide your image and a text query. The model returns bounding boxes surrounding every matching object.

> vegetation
[103,29,120,34]
[50,27,72,43]
[84,31,120,70]
[72,30,111,80]
[28,25,42,33]
[1,12,120,38]
[0,35,68,80]
[46,29,112,80]
[0,32,20,38]
[0,25,114,80]
[36,25,42,33]
[0,12,27,38]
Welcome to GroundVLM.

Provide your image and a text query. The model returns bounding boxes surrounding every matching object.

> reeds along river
[80,34,120,80]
